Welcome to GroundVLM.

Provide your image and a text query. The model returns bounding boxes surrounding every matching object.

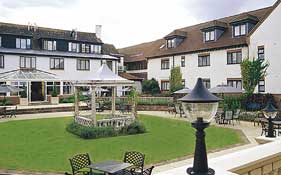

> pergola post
[112,86,116,116]
[91,86,97,127]
[74,86,79,117]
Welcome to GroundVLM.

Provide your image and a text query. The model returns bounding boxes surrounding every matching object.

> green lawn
[0,115,243,173]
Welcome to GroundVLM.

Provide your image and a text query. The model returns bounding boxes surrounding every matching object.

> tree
[169,66,183,93]
[142,78,160,95]
[240,58,269,95]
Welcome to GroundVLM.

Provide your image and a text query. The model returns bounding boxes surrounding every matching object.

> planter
[50,97,59,105]
[19,98,28,106]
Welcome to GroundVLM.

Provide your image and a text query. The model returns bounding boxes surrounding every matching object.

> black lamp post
[179,78,222,175]
[262,102,278,138]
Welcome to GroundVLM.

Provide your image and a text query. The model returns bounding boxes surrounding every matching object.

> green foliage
[0,100,13,106]
[51,85,58,97]
[120,121,146,135]
[66,122,118,139]
[242,93,276,111]
[66,120,146,139]
[128,87,139,119]
[169,66,183,93]
[142,78,160,95]
[223,95,244,111]
[20,85,27,98]
[241,58,269,95]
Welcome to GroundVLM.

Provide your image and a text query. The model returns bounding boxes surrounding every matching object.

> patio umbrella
[209,84,243,94]
[0,84,24,93]
[173,87,192,94]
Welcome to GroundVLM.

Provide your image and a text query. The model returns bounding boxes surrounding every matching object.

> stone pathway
[0,111,262,175]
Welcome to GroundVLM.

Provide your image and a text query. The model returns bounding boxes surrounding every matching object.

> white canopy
[74,63,134,86]
[173,87,192,94]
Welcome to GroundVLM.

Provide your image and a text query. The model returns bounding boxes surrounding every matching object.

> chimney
[95,25,102,39]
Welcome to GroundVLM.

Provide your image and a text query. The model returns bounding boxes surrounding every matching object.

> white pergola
[73,63,135,127]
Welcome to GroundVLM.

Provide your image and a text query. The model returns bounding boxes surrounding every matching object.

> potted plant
[50,85,59,104]
[19,85,28,106]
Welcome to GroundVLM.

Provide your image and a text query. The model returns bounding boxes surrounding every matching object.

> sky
[0,0,277,48]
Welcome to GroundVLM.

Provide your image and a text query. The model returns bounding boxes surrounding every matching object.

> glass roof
[0,69,58,81]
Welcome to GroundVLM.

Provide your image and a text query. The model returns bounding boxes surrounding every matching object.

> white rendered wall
[147,47,248,90]
[249,2,281,94]
[0,54,117,81]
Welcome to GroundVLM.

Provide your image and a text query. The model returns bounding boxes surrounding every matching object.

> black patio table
[88,160,132,175]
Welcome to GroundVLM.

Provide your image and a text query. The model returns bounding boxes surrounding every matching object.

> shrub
[241,93,276,111]
[66,122,118,139]
[20,85,27,98]
[66,120,146,139]
[142,78,160,95]
[51,85,58,97]
[120,121,146,135]
[169,66,183,93]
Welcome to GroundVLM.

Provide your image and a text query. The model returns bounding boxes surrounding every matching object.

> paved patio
[0,110,262,175]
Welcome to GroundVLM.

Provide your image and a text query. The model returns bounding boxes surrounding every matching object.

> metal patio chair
[123,151,145,175]
[69,153,94,175]
[223,111,233,125]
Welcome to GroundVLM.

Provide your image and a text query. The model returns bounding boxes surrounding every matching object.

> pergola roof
[75,63,134,86]
[0,68,58,81]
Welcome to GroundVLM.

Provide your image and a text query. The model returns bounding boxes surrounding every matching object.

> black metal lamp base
[187,167,215,175]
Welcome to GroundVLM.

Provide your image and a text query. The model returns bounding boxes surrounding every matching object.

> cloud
[183,0,276,21]
[0,0,76,8]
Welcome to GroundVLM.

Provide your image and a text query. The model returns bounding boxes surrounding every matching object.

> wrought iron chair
[131,166,154,175]
[174,103,184,117]
[223,111,233,125]
[69,153,93,175]
[4,106,17,118]
[233,109,240,124]
[123,151,145,174]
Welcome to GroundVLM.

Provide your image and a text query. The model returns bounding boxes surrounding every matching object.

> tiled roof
[0,22,102,43]
[118,39,164,62]
[103,44,120,55]
[147,6,272,58]
[119,72,143,81]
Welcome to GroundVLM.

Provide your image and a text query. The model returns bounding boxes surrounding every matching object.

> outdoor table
[88,160,132,175]
[273,121,281,128]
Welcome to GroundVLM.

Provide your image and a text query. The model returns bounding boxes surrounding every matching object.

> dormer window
[43,40,56,51]
[234,24,246,37]
[204,30,215,42]
[0,36,2,47]
[167,39,176,49]
[68,42,80,52]
[16,38,31,49]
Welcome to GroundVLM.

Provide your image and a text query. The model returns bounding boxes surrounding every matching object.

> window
[77,59,90,70]
[47,82,60,95]
[0,36,2,47]
[161,59,170,70]
[43,40,56,51]
[10,81,27,96]
[258,80,265,93]
[0,55,4,68]
[16,38,31,49]
[91,45,102,54]
[181,56,185,67]
[20,56,36,68]
[82,44,91,53]
[161,81,170,91]
[205,30,215,41]
[50,58,64,70]
[68,42,80,52]
[63,82,72,94]
[198,55,210,67]
[258,46,265,61]
[202,79,211,89]
[227,79,242,89]
[227,50,242,64]
[126,61,147,70]
[234,24,246,37]
[167,39,176,48]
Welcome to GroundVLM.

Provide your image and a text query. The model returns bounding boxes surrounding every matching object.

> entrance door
[31,82,44,101]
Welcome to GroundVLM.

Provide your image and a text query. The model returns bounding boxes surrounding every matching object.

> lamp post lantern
[262,102,278,138]
[179,78,222,175]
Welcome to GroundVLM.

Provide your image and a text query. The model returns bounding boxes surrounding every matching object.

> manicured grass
[0,115,242,173]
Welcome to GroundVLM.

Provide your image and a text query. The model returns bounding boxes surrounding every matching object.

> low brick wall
[15,106,88,115]
[0,96,20,105]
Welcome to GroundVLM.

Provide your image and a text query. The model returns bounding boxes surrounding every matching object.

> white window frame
[19,56,36,68]
[16,38,31,49]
